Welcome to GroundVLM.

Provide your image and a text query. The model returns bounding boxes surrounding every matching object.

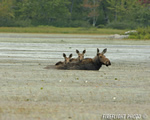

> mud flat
[0,33,150,120]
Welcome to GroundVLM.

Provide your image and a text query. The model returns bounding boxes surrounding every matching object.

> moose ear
[69,54,73,58]
[102,48,107,54]
[97,48,99,54]
[63,53,66,58]
[83,50,86,54]
[76,49,79,54]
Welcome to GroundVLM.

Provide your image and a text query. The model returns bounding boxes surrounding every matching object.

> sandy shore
[0,33,150,120]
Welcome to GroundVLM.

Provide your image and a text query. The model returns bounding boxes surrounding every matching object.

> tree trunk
[93,0,96,26]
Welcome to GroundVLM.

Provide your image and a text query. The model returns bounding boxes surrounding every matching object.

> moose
[55,53,73,66]
[44,53,73,69]
[70,49,86,63]
[76,49,86,62]
[55,48,111,70]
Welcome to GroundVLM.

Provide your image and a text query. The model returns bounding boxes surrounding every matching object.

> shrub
[50,20,69,27]
[51,20,90,27]
[144,34,150,39]
[128,35,138,39]
[69,20,90,27]
[14,19,32,27]
[106,21,138,29]
[128,27,150,40]
[97,24,105,28]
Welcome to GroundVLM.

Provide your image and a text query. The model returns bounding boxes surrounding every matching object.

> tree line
[0,0,150,29]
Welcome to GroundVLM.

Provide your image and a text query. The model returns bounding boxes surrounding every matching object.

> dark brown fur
[56,48,111,70]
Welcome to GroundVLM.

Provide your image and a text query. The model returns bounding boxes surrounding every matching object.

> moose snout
[79,59,83,62]
[106,61,111,66]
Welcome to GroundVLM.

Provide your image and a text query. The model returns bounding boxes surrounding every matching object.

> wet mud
[0,33,150,120]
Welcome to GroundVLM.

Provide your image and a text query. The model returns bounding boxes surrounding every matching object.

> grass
[0,26,126,35]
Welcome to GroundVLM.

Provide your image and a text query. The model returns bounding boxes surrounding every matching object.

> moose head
[97,48,111,66]
[76,49,86,62]
[63,53,73,64]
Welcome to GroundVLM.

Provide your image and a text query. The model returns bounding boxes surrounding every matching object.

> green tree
[0,0,15,26]
[15,0,71,26]
[105,0,150,29]
[83,0,101,26]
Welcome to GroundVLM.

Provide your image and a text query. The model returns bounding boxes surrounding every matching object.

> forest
[0,0,150,29]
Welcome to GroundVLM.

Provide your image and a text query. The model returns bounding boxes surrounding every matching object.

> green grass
[0,26,126,35]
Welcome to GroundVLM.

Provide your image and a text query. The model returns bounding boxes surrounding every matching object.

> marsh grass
[0,26,126,34]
